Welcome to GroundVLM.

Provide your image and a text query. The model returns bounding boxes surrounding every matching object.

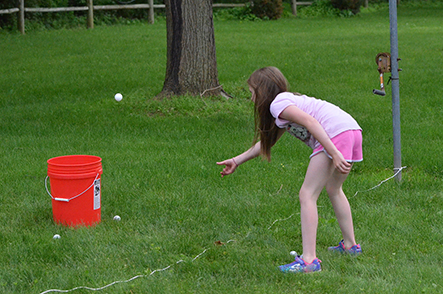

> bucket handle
[45,173,100,202]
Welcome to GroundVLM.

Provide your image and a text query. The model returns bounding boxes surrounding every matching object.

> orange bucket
[46,155,103,227]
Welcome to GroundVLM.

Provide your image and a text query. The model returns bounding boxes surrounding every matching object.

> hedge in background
[330,0,364,14]
[250,0,283,20]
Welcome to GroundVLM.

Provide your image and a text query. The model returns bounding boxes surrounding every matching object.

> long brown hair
[247,67,289,161]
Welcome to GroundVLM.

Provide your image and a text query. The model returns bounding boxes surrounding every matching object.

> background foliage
[3,0,442,31]
[330,0,364,14]
[0,0,414,31]
[250,0,284,20]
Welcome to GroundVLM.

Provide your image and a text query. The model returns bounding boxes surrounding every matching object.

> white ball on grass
[113,215,121,221]
[53,234,61,239]
[290,251,297,257]
[114,93,123,102]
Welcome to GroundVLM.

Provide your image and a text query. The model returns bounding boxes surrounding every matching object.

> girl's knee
[298,187,318,205]
[325,184,342,198]
[326,188,338,198]
[298,186,308,199]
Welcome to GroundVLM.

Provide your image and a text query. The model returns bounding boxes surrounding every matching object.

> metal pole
[389,0,402,181]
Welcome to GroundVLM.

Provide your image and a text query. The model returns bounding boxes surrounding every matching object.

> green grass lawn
[1,4,443,293]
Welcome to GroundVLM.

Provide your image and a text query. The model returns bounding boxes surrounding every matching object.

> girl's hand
[216,158,238,177]
[332,152,352,174]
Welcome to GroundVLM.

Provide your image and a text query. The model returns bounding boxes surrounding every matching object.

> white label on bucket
[93,179,101,210]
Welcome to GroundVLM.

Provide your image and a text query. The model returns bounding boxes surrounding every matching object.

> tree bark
[159,0,224,98]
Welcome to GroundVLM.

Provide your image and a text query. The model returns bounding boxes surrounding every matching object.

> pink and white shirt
[270,92,361,149]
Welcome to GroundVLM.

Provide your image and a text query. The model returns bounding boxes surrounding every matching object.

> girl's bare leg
[325,169,356,248]
[298,152,335,263]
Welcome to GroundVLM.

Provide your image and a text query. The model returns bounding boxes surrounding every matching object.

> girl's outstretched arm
[217,141,261,177]
[279,105,351,174]
[217,129,285,177]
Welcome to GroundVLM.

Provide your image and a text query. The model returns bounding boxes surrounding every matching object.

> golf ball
[113,215,121,221]
[290,251,297,257]
[53,234,61,239]
[114,93,123,102]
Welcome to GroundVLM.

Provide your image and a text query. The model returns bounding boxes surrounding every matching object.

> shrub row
[1,0,367,31]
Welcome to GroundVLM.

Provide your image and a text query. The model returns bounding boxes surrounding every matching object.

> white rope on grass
[351,166,407,198]
[40,239,251,292]
[267,166,407,228]
[39,253,200,294]
[267,214,295,230]
[191,249,208,261]
[274,184,283,195]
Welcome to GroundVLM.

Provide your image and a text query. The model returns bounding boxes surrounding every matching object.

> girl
[217,67,362,273]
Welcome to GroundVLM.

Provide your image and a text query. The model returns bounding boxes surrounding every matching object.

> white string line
[267,166,407,228]
[39,254,198,294]
[191,249,208,261]
[40,240,247,292]
[268,214,295,230]
[40,167,406,294]
[274,184,283,195]
[351,166,406,198]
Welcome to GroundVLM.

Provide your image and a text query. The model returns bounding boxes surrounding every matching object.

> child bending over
[217,67,362,273]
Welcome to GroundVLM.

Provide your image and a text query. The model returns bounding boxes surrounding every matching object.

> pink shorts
[311,130,363,162]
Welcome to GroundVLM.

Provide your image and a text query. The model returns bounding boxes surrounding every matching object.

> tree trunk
[159,0,225,98]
